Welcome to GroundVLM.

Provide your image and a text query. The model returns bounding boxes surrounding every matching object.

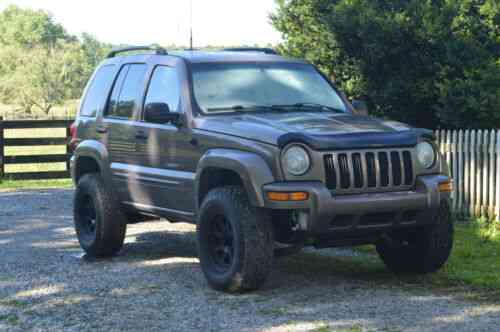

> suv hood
[195,112,430,150]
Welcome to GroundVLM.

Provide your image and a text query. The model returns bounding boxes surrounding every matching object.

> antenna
[189,0,193,50]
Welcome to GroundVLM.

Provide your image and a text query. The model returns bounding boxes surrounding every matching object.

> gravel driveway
[0,189,499,332]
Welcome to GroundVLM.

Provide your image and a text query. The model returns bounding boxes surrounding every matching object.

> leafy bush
[272,0,500,129]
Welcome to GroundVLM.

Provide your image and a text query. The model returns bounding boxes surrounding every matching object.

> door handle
[96,125,108,133]
[135,130,148,139]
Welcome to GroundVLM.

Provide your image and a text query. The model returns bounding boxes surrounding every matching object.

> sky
[0,0,282,47]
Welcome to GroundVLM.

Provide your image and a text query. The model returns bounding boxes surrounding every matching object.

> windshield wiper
[206,103,343,114]
[206,105,285,112]
[271,103,345,113]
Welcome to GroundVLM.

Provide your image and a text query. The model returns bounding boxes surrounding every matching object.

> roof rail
[222,47,277,55]
[106,45,168,58]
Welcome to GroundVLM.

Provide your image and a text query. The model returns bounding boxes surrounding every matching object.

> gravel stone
[0,189,499,331]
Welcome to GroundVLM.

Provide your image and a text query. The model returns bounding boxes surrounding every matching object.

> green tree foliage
[0,5,110,117]
[0,43,89,115]
[0,5,71,47]
[81,32,112,68]
[272,0,500,129]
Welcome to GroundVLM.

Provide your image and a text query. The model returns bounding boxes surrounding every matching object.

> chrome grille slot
[323,148,415,194]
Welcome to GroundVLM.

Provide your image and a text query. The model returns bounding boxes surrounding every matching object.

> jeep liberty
[70,46,453,292]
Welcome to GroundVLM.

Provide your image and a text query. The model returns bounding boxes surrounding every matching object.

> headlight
[416,141,436,169]
[282,145,311,176]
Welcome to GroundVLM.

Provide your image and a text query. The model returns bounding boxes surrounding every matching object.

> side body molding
[72,140,112,187]
[195,149,275,209]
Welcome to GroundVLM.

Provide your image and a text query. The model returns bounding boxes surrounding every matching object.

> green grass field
[349,218,500,296]
[0,178,72,191]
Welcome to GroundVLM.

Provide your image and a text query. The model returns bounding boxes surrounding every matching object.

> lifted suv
[71,46,453,292]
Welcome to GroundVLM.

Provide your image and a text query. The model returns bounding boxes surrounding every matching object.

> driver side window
[144,65,180,114]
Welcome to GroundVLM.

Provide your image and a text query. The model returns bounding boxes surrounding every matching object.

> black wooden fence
[0,117,73,180]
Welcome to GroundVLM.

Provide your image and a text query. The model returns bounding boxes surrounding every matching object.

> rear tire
[74,173,127,257]
[376,201,453,274]
[197,186,274,292]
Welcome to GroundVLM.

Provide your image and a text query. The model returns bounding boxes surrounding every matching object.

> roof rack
[106,45,168,58]
[222,47,277,55]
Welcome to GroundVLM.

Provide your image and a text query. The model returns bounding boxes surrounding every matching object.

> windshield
[191,62,348,113]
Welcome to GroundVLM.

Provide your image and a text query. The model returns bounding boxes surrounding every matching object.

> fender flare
[195,149,275,209]
[72,140,113,188]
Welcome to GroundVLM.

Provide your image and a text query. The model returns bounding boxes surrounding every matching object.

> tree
[271,0,500,129]
[80,33,112,68]
[0,5,111,118]
[0,42,90,115]
[0,4,71,48]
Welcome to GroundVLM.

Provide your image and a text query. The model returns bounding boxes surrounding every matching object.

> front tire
[197,186,274,292]
[74,173,127,257]
[376,201,453,274]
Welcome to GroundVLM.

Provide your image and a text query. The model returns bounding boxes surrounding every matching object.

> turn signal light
[266,191,309,201]
[438,181,453,192]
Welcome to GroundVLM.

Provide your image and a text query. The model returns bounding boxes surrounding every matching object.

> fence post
[496,130,500,222]
[482,130,489,218]
[446,130,452,170]
[489,130,496,219]
[476,130,483,217]
[457,129,464,216]
[452,130,458,213]
[66,124,71,173]
[0,116,3,182]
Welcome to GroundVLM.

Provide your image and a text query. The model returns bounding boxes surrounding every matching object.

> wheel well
[75,156,100,182]
[198,168,244,205]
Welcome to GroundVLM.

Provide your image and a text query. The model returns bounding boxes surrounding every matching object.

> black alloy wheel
[207,215,235,272]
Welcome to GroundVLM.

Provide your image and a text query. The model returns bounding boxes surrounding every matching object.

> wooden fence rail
[0,117,73,180]
[436,129,500,221]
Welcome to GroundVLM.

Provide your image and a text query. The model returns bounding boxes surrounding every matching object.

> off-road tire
[197,186,274,292]
[376,201,453,274]
[74,173,127,257]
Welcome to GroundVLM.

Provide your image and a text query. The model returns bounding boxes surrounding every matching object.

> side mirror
[144,102,180,125]
[351,100,369,116]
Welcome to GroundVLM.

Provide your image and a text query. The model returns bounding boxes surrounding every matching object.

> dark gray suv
[70,46,454,292]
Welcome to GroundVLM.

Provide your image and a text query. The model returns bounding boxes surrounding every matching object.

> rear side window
[106,63,148,119]
[79,65,115,117]
[144,66,181,113]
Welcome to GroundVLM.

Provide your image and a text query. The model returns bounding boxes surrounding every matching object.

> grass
[443,218,500,290]
[0,179,72,191]
[279,218,500,302]
[351,218,500,294]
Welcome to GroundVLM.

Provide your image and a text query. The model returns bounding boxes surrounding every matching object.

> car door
[133,64,196,217]
[100,63,149,203]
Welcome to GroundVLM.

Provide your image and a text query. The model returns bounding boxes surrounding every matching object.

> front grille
[323,149,414,193]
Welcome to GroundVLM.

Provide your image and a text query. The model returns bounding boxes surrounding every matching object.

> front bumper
[262,174,451,235]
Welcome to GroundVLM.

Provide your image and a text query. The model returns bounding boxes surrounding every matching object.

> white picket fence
[435,129,500,221]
